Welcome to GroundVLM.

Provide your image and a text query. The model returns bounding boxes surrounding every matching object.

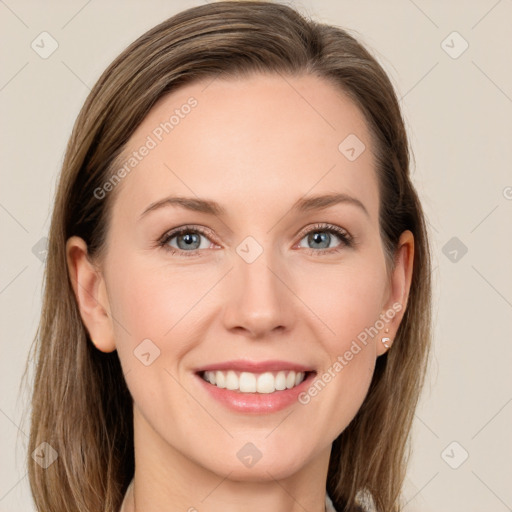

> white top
[325,492,338,512]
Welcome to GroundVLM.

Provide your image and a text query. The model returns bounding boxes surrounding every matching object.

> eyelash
[156,223,354,258]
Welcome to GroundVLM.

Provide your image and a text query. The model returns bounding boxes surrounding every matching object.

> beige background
[1,1,511,510]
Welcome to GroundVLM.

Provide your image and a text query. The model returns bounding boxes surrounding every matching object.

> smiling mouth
[198,370,315,394]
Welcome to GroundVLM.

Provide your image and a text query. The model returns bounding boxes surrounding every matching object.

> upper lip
[195,359,315,373]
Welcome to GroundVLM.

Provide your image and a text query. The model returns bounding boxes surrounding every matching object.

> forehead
[111,73,379,223]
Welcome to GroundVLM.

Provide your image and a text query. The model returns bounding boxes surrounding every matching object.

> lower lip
[195,372,316,414]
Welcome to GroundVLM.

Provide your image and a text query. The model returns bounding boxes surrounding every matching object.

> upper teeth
[202,370,306,393]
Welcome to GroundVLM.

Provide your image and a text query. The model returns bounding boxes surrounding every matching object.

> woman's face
[68,73,412,482]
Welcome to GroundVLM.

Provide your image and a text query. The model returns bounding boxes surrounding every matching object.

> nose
[222,248,295,339]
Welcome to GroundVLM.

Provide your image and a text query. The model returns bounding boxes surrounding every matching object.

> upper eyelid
[160,224,217,243]
[297,223,349,237]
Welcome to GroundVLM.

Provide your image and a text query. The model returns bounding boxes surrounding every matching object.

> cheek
[106,258,197,426]
[296,254,388,346]
[107,255,203,347]
[294,252,386,423]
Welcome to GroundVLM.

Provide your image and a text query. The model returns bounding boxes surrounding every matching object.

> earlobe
[377,230,414,357]
[66,236,116,353]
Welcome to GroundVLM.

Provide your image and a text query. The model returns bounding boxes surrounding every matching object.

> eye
[296,223,353,253]
[157,223,353,257]
[158,225,217,256]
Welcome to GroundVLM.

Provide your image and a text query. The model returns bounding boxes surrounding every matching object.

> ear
[66,236,116,353]
[376,230,414,356]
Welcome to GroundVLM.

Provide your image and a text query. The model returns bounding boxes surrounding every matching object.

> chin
[197,443,314,482]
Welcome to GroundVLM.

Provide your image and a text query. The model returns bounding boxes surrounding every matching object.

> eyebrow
[139,192,369,220]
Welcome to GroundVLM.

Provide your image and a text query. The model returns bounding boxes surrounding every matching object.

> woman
[26,2,432,511]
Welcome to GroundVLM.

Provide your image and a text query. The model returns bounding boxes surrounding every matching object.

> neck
[124,476,329,512]
[123,406,331,512]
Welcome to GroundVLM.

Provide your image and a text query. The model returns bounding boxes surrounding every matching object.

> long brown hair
[23,2,432,511]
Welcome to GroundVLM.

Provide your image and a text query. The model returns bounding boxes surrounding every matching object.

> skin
[67,73,414,512]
